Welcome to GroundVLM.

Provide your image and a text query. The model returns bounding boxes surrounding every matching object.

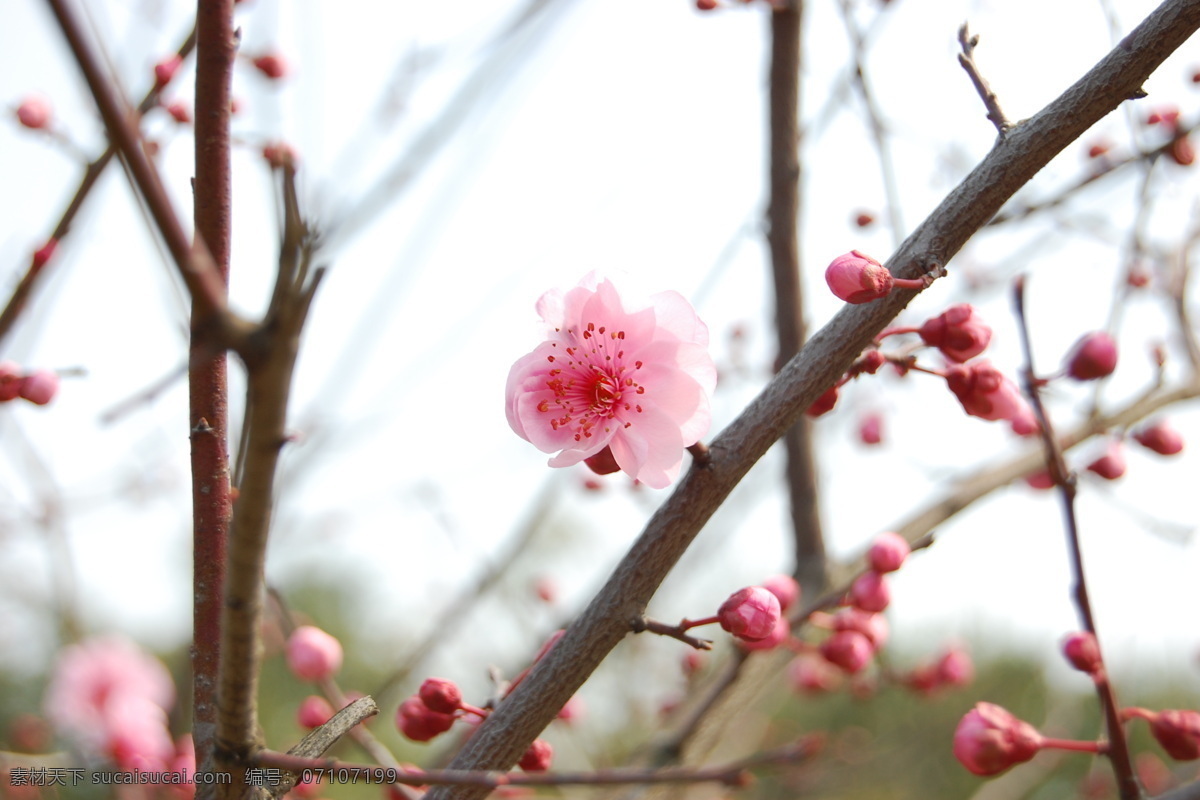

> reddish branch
[190,1,236,795]
[426,4,1200,797]
[1012,277,1138,800]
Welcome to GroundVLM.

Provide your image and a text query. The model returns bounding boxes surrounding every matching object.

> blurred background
[1,0,1198,796]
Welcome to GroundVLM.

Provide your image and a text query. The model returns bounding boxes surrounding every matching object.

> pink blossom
[944,361,1029,422]
[919,304,992,363]
[953,702,1043,776]
[43,636,176,770]
[717,586,781,641]
[286,625,343,682]
[867,532,909,573]
[506,274,716,489]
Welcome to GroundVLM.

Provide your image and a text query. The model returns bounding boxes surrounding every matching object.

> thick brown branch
[426,4,1200,796]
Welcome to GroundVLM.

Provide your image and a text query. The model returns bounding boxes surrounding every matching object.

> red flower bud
[849,570,890,613]
[944,361,1029,423]
[18,370,58,406]
[760,574,800,612]
[396,696,456,742]
[1133,420,1184,456]
[584,445,620,475]
[1149,710,1200,761]
[1086,440,1126,481]
[519,738,553,772]
[252,53,290,80]
[820,630,874,674]
[858,412,883,445]
[867,532,909,573]
[418,678,462,715]
[832,608,889,648]
[805,385,839,418]
[953,702,1043,776]
[936,647,974,687]
[737,615,790,652]
[32,239,57,270]
[154,55,183,88]
[0,362,22,402]
[918,304,992,363]
[1065,332,1118,380]
[296,695,334,729]
[1170,136,1196,167]
[1062,632,1103,675]
[717,586,781,641]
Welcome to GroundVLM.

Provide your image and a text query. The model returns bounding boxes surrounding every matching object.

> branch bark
[426,2,1200,796]
[191,2,235,797]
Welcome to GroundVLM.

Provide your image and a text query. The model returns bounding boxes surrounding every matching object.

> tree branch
[427,3,1200,796]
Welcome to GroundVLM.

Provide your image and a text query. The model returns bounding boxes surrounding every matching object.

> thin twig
[255,737,822,789]
[631,617,714,651]
[957,23,1013,137]
[1012,276,1139,800]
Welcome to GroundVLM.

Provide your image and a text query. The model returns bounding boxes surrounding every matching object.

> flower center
[537,320,646,443]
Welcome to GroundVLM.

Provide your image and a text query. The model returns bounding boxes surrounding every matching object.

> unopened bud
[849,570,890,613]
[1133,420,1184,456]
[953,702,1043,776]
[519,739,553,772]
[285,625,343,682]
[867,532,909,573]
[825,250,892,304]
[1066,332,1118,381]
[1062,632,1103,675]
[418,678,462,715]
[717,586,781,641]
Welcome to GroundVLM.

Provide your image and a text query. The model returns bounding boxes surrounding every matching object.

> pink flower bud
[32,239,57,270]
[252,53,289,80]
[936,647,974,687]
[1066,332,1118,380]
[534,577,557,603]
[17,96,53,130]
[164,101,191,124]
[825,250,892,304]
[1148,709,1200,761]
[854,212,875,228]
[867,532,909,573]
[285,626,343,682]
[262,141,298,170]
[760,574,801,612]
[1133,420,1184,456]
[417,678,462,715]
[717,586,781,642]
[19,370,59,406]
[858,412,883,445]
[154,55,183,88]
[820,630,874,674]
[519,738,553,772]
[945,361,1029,423]
[0,361,22,401]
[919,304,993,363]
[396,696,455,742]
[833,608,888,648]
[695,0,719,10]
[1009,405,1040,437]
[849,570,890,613]
[805,385,839,417]
[788,654,842,694]
[737,615,790,652]
[1087,141,1110,159]
[1062,632,1103,675]
[953,702,1043,776]
[296,695,334,729]
[1086,440,1126,480]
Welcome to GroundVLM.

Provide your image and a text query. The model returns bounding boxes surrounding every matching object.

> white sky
[0,0,1198,714]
